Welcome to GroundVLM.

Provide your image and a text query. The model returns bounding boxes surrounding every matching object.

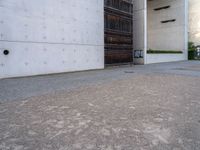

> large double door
[104,0,133,65]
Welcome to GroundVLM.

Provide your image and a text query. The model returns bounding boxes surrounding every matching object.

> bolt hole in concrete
[3,50,9,55]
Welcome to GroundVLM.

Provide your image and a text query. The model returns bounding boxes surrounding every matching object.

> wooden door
[104,0,133,64]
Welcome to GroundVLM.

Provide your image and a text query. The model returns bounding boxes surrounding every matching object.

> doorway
[104,0,133,65]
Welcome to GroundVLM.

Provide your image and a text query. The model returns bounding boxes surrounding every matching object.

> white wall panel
[133,0,147,65]
[0,0,104,78]
[146,54,186,64]
[0,41,104,78]
[146,0,188,64]
[147,0,186,51]
[133,0,187,64]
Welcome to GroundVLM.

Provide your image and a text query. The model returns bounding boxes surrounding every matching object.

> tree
[188,42,196,51]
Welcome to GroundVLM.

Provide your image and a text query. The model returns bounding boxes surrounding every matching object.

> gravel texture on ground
[1,61,200,150]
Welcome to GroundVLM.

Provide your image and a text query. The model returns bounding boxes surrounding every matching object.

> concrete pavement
[0,61,200,149]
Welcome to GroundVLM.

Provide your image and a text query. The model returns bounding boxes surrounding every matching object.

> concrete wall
[189,0,200,45]
[146,54,186,64]
[133,0,147,65]
[133,0,188,64]
[147,0,186,51]
[0,0,104,78]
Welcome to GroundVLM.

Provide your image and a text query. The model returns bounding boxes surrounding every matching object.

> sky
[189,0,200,45]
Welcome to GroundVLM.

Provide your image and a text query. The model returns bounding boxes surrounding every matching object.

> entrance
[104,0,133,65]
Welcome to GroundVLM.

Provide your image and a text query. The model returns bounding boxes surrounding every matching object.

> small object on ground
[124,71,134,74]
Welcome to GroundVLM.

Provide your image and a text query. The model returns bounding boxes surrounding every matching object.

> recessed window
[154,5,170,11]
[161,19,176,23]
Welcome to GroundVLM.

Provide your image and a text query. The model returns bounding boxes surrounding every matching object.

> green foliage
[188,42,196,60]
[188,42,196,51]
[188,51,195,60]
[147,49,183,54]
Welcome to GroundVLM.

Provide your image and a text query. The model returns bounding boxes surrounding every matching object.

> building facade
[133,0,188,64]
[0,0,188,79]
